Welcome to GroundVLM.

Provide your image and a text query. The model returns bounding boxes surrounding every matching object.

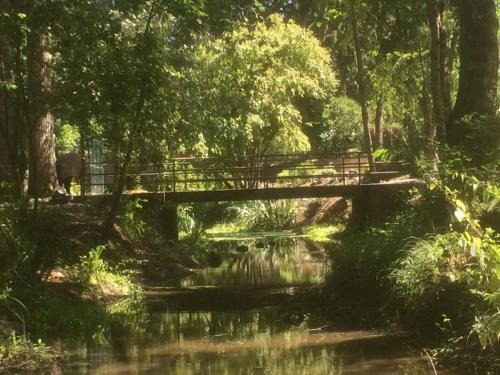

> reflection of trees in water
[231,237,327,286]
[183,237,327,287]
[78,307,431,375]
[69,299,429,375]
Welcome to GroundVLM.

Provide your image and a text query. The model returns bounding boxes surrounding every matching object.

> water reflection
[64,304,435,375]
[62,234,440,375]
[183,235,329,287]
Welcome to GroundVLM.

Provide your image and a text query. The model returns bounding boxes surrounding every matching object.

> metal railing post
[342,156,345,185]
[184,163,187,191]
[358,152,361,185]
[172,159,176,193]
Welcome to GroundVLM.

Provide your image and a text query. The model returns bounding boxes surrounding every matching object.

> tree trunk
[420,93,433,141]
[449,0,499,144]
[374,96,384,149]
[0,16,29,201]
[439,2,452,123]
[420,86,439,168]
[406,118,418,153]
[102,2,157,237]
[427,0,445,142]
[102,139,133,237]
[27,28,58,197]
[350,2,374,168]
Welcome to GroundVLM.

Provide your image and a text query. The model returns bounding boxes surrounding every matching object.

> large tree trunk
[27,28,58,197]
[449,0,499,144]
[427,0,445,142]
[0,7,29,201]
[350,2,374,168]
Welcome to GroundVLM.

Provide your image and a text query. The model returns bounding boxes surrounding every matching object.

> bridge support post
[161,201,178,241]
[348,185,404,230]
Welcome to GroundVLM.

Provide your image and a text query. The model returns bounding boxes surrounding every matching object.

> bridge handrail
[83,152,409,195]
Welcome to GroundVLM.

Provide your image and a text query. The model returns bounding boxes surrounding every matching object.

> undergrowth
[71,245,142,300]
[229,200,297,230]
[0,331,59,373]
[323,147,499,372]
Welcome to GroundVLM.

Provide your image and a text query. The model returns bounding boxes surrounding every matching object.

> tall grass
[72,245,141,300]
[230,200,297,231]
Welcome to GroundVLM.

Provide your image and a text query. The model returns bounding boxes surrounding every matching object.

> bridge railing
[83,152,407,195]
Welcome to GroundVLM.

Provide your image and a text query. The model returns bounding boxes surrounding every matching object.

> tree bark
[438,2,452,123]
[420,86,439,168]
[420,93,433,142]
[350,2,374,168]
[427,0,445,142]
[374,96,384,149]
[102,138,133,237]
[27,28,58,197]
[0,9,29,201]
[449,0,499,144]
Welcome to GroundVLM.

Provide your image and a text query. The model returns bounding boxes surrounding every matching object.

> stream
[62,233,449,374]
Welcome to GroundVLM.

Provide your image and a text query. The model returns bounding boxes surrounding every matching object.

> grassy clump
[230,200,297,231]
[389,226,500,372]
[71,245,142,300]
[0,332,59,372]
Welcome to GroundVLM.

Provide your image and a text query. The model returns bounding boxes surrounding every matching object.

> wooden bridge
[83,152,414,203]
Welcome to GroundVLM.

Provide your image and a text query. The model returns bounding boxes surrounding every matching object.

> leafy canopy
[180,14,337,157]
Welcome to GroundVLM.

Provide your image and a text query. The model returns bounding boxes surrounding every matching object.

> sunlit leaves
[180,15,337,157]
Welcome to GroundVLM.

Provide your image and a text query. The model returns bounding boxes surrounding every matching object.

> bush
[386,158,500,372]
[120,199,147,241]
[230,200,297,231]
[0,332,59,372]
[0,206,66,289]
[72,245,141,300]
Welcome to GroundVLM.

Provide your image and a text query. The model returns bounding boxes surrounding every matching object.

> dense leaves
[179,15,337,157]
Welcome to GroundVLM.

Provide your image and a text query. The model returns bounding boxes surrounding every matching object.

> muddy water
[63,233,443,375]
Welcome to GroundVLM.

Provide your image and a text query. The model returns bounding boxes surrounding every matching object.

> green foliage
[0,207,66,288]
[0,332,57,372]
[178,205,206,241]
[121,199,147,242]
[0,289,28,337]
[324,195,443,316]
[303,224,343,243]
[230,200,297,231]
[55,122,80,155]
[472,311,500,350]
[316,97,362,153]
[387,155,500,370]
[72,246,141,300]
[181,14,337,157]
[390,230,499,307]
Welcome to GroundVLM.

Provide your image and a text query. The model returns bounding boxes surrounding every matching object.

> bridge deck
[75,180,418,204]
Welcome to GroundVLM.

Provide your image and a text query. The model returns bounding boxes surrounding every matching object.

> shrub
[120,199,147,241]
[0,206,66,288]
[72,245,141,300]
[230,200,297,231]
[0,332,58,372]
